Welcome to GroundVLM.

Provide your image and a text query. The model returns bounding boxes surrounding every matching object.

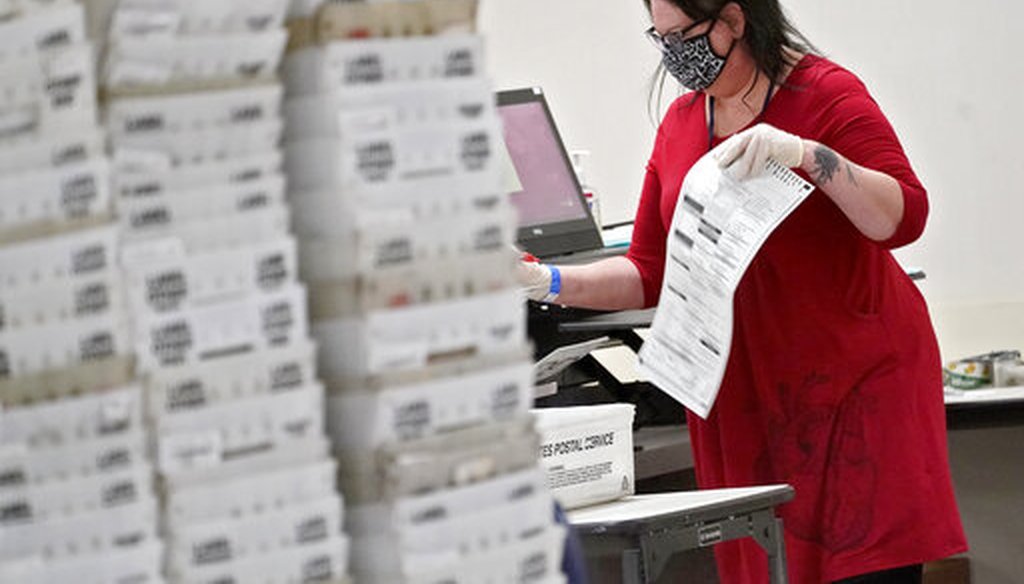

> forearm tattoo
[812,145,840,184]
[846,162,859,187]
[813,144,860,187]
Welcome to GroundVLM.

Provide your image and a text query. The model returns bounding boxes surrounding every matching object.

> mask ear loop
[706,37,737,151]
[705,16,748,151]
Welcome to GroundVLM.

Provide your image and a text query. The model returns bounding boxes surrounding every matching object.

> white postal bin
[534,404,635,510]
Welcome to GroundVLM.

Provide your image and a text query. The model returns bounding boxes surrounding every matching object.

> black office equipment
[496,87,604,259]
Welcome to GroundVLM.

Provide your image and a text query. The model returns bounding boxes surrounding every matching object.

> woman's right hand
[515,260,560,303]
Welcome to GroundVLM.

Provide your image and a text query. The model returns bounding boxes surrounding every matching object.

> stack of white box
[96,1,349,582]
[283,2,567,583]
[0,2,164,583]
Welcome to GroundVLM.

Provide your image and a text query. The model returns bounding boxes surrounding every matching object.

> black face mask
[651,18,735,91]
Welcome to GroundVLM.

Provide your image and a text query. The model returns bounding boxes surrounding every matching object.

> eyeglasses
[644,18,715,53]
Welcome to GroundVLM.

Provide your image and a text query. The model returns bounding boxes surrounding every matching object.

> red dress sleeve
[626,136,668,308]
[816,71,929,248]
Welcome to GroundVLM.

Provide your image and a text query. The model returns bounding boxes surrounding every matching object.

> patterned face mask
[650,19,734,91]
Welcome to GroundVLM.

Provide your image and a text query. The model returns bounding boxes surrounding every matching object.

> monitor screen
[496,88,603,259]
[498,101,589,227]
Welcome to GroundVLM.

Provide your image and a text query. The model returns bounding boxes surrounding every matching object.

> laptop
[496,87,610,262]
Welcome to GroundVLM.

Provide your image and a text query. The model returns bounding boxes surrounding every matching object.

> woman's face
[647,0,737,89]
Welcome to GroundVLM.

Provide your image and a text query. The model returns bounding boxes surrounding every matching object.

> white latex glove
[515,260,560,302]
[714,123,805,181]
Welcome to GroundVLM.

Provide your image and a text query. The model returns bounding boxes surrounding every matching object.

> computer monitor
[496,87,604,259]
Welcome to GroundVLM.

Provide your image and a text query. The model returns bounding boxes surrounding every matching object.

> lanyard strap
[707,81,776,151]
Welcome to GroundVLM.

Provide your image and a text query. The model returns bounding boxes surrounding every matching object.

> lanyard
[707,82,776,151]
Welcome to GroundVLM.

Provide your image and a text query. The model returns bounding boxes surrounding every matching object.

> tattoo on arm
[812,145,840,184]
[845,162,859,186]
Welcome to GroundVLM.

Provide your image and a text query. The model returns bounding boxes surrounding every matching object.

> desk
[945,386,1024,429]
[941,386,1024,582]
[568,485,794,584]
[633,426,692,482]
[945,386,1024,408]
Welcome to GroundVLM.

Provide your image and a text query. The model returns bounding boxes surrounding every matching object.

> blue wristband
[546,265,562,301]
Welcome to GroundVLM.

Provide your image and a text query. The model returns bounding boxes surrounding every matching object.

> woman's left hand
[714,123,805,181]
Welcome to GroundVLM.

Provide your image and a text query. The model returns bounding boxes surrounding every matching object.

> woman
[518,1,967,582]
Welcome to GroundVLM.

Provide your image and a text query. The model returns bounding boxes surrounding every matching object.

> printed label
[112,530,146,547]
[246,14,275,31]
[0,466,27,487]
[488,322,517,344]
[102,479,138,507]
[45,73,82,109]
[410,505,447,525]
[491,382,522,418]
[75,283,110,315]
[193,537,232,565]
[237,191,269,211]
[444,48,476,77]
[0,500,32,524]
[473,224,503,251]
[461,131,491,171]
[394,399,430,441]
[97,447,132,470]
[130,205,172,229]
[356,141,395,183]
[60,173,99,218]
[231,166,265,183]
[257,253,288,290]
[124,114,164,134]
[540,432,616,458]
[152,320,194,365]
[345,54,384,84]
[123,180,162,198]
[80,331,116,362]
[37,28,72,50]
[166,379,207,411]
[237,60,269,78]
[72,244,108,274]
[458,103,486,119]
[519,552,549,582]
[261,302,294,346]
[509,483,537,502]
[375,237,413,268]
[231,105,264,123]
[146,271,188,312]
[698,523,724,547]
[270,362,304,391]
[53,142,88,165]
[295,516,329,543]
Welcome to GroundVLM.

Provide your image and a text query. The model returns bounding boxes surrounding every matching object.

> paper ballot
[638,154,814,418]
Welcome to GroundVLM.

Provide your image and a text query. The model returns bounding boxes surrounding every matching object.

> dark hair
[644,0,817,118]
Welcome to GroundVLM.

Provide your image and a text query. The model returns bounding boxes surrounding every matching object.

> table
[632,426,693,482]
[944,386,1024,429]
[568,485,794,584]
[945,386,1024,408]
[942,385,1024,582]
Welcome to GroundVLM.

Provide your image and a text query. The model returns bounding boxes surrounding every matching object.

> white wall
[480,0,1024,359]
[479,0,659,227]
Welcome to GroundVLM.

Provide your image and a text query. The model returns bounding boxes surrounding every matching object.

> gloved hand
[714,123,805,181]
[515,259,561,303]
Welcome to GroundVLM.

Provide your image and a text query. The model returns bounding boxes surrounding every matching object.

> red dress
[626,55,967,583]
